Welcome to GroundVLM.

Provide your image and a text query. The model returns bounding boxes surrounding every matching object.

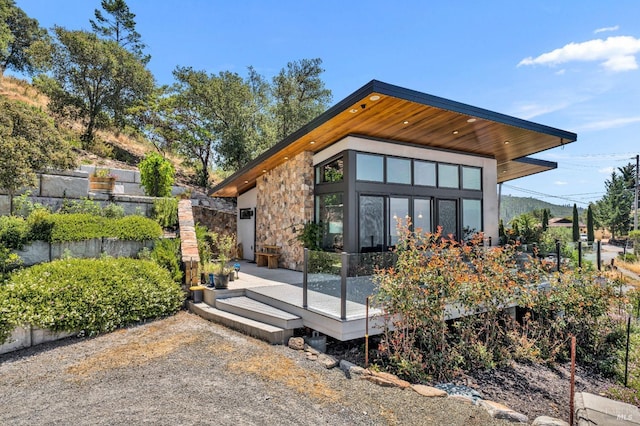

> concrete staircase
[188,287,302,344]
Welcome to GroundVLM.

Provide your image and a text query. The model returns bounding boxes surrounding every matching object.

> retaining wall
[0,325,76,355]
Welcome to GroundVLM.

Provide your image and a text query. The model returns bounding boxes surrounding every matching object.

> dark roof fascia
[211,79,577,195]
[512,156,558,169]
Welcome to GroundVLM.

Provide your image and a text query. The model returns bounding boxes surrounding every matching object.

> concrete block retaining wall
[0,325,76,355]
[16,238,155,266]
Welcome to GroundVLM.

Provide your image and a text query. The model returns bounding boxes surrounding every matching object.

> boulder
[288,337,305,350]
[317,354,338,369]
[363,371,410,389]
[411,384,448,397]
[339,360,367,378]
[532,416,569,426]
[480,400,529,424]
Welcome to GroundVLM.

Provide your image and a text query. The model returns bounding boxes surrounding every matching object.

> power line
[502,184,591,206]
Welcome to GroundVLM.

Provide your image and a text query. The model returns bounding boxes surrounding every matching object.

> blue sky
[15,1,640,206]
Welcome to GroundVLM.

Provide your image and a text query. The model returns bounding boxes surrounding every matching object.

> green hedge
[1,213,163,245]
[0,258,184,344]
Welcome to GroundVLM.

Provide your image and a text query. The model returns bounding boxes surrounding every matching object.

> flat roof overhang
[211,80,577,197]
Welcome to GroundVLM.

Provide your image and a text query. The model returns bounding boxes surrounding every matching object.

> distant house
[548,217,586,232]
[211,80,577,270]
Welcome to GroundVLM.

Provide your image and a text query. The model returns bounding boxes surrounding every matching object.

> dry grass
[0,75,48,109]
[228,352,341,403]
[619,260,640,276]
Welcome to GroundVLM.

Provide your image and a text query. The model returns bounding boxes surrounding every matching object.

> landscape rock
[339,360,367,378]
[305,352,318,361]
[362,371,410,389]
[532,416,569,426]
[480,400,529,424]
[288,337,304,350]
[411,384,448,397]
[317,354,338,369]
[435,383,483,404]
[448,395,476,405]
[304,344,320,355]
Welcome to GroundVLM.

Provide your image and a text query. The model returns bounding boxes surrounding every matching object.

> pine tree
[542,209,549,231]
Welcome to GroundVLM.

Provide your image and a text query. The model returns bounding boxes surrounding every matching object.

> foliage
[596,163,636,239]
[307,250,341,275]
[506,213,540,245]
[34,26,153,147]
[272,58,332,140]
[41,213,161,243]
[0,98,76,211]
[295,221,322,250]
[538,227,573,257]
[629,230,640,256]
[0,244,22,281]
[373,222,621,382]
[195,223,210,267]
[59,198,102,216]
[152,197,178,228]
[90,0,148,62]
[209,232,236,274]
[618,253,637,263]
[0,258,183,343]
[150,237,182,283]
[139,152,175,197]
[572,204,580,242]
[500,195,575,225]
[0,215,29,249]
[101,202,125,219]
[11,191,49,218]
[542,209,549,231]
[587,204,595,243]
[110,215,163,241]
[0,0,49,76]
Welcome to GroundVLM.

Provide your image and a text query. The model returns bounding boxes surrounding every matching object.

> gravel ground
[0,311,510,426]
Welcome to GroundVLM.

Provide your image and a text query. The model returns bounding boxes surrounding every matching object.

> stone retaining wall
[256,151,314,270]
[192,206,236,237]
[178,199,199,287]
[0,325,76,355]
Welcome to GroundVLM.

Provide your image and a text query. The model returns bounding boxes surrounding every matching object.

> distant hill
[499,195,580,224]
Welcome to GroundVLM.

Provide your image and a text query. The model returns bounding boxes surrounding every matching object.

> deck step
[188,302,293,345]
[215,296,303,330]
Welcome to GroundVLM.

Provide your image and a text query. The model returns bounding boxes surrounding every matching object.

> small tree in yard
[572,204,580,242]
[139,152,175,197]
[587,204,595,243]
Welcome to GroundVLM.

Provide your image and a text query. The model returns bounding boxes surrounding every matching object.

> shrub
[101,202,125,219]
[26,208,54,241]
[48,214,108,242]
[0,258,184,342]
[108,216,163,241]
[139,152,175,197]
[0,245,23,281]
[0,216,29,249]
[618,253,637,263]
[59,198,102,216]
[150,238,183,283]
[152,197,178,229]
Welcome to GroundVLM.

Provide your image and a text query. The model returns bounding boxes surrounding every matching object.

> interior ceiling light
[244,180,248,184]
[403,120,409,125]
[453,130,459,135]
[349,108,358,113]
[310,140,315,145]
[262,169,267,173]
[369,95,380,101]
[467,118,477,123]
[284,156,288,160]
[504,141,510,145]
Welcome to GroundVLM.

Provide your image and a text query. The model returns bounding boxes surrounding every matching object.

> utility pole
[635,154,639,231]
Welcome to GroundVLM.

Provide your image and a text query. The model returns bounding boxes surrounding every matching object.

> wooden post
[570,335,576,426]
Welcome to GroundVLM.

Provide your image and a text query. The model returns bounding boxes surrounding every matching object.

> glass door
[389,197,409,246]
[436,199,458,239]
[359,195,385,252]
[413,198,432,235]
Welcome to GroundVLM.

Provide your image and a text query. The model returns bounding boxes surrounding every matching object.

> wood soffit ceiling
[212,80,577,197]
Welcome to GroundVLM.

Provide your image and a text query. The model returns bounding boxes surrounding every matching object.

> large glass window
[437,199,458,239]
[389,197,409,245]
[359,195,384,252]
[414,198,432,234]
[438,164,459,188]
[462,199,482,241]
[317,157,344,184]
[462,166,481,190]
[356,153,384,182]
[387,157,411,184]
[316,193,344,251]
[414,160,436,186]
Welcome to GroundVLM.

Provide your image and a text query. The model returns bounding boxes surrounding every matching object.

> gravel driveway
[0,311,509,425]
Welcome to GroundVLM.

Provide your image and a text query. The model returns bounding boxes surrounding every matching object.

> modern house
[211,80,577,271]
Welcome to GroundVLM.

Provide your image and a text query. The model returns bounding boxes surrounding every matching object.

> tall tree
[35,27,153,147]
[542,209,549,231]
[272,58,332,140]
[0,0,49,76]
[0,98,75,212]
[587,204,595,243]
[572,204,580,242]
[596,167,634,238]
[90,0,147,61]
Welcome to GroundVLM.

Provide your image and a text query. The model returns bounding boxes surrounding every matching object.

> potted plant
[89,167,116,193]
[211,233,236,289]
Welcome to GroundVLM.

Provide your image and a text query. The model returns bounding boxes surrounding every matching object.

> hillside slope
[500,195,578,224]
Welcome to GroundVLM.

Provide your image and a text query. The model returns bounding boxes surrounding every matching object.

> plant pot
[189,285,205,303]
[89,176,115,193]
[214,273,229,289]
[228,272,235,282]
[208,273,215,287]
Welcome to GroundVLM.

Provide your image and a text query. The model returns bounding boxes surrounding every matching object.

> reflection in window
[316,193,343,251]
[356,153,384,182]
[438,164,459,188]
[318,157,344,183]
[414,198,432,234]
[462,166,481,190]
[387,157,411,184]
[389,197,409,245]
[414,161,436,186]
[359,195,384,252]
[438,199,457,239]
[462,199,482,241]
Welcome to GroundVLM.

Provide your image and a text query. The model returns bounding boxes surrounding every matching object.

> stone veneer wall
[256,151,314,270]
[192,206,236,237]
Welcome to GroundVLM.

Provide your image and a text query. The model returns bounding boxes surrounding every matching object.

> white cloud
[578,116,640,132]
[554,181,568,185]
[594,25,619,34]
[555,69,566,75]
[598,166,615,174]
[513,101,571,119]
[518,36,640,72]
